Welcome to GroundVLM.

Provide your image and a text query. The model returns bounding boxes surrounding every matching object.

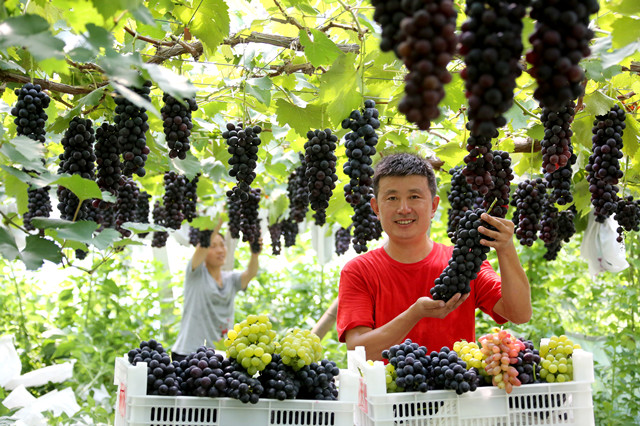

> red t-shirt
[337,243,506,354]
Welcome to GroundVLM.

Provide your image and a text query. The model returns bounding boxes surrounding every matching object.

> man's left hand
[477,213,515,252]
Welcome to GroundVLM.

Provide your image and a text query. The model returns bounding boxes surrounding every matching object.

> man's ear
[371,196,379,216]
[431,195,440,218]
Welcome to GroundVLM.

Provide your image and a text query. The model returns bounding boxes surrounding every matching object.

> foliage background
[0,0,639,424]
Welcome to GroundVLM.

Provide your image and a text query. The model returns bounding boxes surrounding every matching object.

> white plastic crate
[113,356,358,426]
[348,346,595,426]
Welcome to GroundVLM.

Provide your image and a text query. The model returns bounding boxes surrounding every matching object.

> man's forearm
[496,244,531,323]
[346,304,422,361]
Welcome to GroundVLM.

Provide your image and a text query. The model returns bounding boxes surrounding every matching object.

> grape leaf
[611,16,640,49]
[275,98,324,137]
[583,91,616,118]
[622,114,640,158]
[3,170,29,215]
[174,0,229,57]
[434,141,466,170]
[48,88,106,133]
[19,235,62,270]
[299,28,342,68]
[54,175,102,201]
[0,14,65,61]
[90,228,122,251]
[0,136,47,174]
[0,227,20,261]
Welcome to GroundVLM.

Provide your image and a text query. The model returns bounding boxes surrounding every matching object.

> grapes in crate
[381,339,431,393]
[223,314,277,376]
[128,339,183,396]
[539,335,580,383]
[428,347,479,394]
[295,359,340,400]
[478,330,525,393]
[275,328,323,370]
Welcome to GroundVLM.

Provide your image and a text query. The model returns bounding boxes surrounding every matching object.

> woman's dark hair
[373,153,437,199]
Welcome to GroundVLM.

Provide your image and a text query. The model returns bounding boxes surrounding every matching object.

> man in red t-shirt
[337,153,531,361]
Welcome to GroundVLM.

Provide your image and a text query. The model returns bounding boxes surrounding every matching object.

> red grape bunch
[447,166,480,243]
[540,101,575,175]
[395,0,457,130]
[341,100,380,206]
[459,0,530,138]
[151,201,169,248]
[57,117,97,221]
[135,191,151,238]
[239,188,262,254]
[585,105,626,222]
[23,187,52,231]
[268,221,283,255]
[539,195,558,245]
[304,129,338,226]
[115,177,140,238]
[334,226,352,256]
[223,123,262,203]
[162,171,187,230]
[350,200,382,254]
[286,154,309,223]
[114,81,151,177]
[282,218,298,248]
[431,208,492,302]
[93,123,122,208]
[483,150,514,219]
[614,196,640,243]
[11,82,51,143]
[183,174,199,222]
[462,125,497,195]
[526,0,600,109]
[543,206,576,261]
[226,194,242,239]
[161,94,198,159]
[370,0,421,54]
[510,178,547,246]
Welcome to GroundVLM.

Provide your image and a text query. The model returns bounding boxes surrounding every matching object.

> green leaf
[174,0,230,57]
[33,219,98,242]
[601,41,640,69]
[527,123,545,142]
[317,53,362,127]
[611,16,640,50]
[0,136,46,173]
[189,216,218,230]
[622,114,640,158]
[19,235,62,270]
[130,4,156,25]
[48,88,106,133]
[299,28,342,68]
[434,141,466,170]
[170,151,201,181]
[609,0,640,14]
[84,23,113,50]
[571,116,592,149]
[0,58,25,72]
[90,228,121,251]
[54,175,102,201]
[122,222,167,234]
[0,227,19,260]
[0,14,65,61]
[143,63,196,99]
[267,189,289,224]
[275,98,324,137]
[113,238,144,248]
[3,170,29,215]
[583,91,616,118]
[90,0,126,21]
[246,76,273,106]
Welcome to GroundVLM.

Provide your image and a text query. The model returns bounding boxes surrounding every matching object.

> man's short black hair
[373,153,437,199]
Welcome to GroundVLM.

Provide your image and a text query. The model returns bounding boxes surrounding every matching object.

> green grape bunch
[275,328,323,370]
[224,314,277,376]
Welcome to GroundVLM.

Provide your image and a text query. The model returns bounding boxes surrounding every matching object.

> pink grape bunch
[478,330,526,393]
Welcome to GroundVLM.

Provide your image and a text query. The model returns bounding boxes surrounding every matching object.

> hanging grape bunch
[286,154,309,223]
[23,186,52,231]
[239,188,262,253]
[282,218,298,247]
[161,94,198,160]
[341,100,380,207]
[268,221,283,255]
[189,226,199,246]
[183,174,199,222]
[226,193,242,239]
[540,101,575,175]
[114,81,151,177]
[614,196,640,243]
[510,178,547,246]
[115,177,140,238]
[223,123,261,203]
[462,124,496,195]
[370,0,421,54]
[395,0,457,130]
[526,0,600,109]
[93,123,122,209]
[447,166,480,243]
[459,0,529,138]
[57,117,97,221]
[431,208,493,302]
[543,206,576,261]
[539,195,558,245]
[350,201,382,254]
[11,82,51,143]
[151,201,169,248]
[135,191,151,238]
[586,105,626,223]
[482,150,514,218]
[304,129,338,226]
[334,226,351,256]
[162,171,187,230]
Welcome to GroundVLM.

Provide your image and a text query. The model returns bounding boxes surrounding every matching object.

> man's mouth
[396,219,414,225]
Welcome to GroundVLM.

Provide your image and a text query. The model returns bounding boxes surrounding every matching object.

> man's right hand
[414,293,469,319]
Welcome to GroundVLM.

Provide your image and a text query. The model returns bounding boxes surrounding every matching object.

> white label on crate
[358,377,368,414]
[118,385,126,419]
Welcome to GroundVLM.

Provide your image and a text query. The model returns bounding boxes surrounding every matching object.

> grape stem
[514,99,537,118]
